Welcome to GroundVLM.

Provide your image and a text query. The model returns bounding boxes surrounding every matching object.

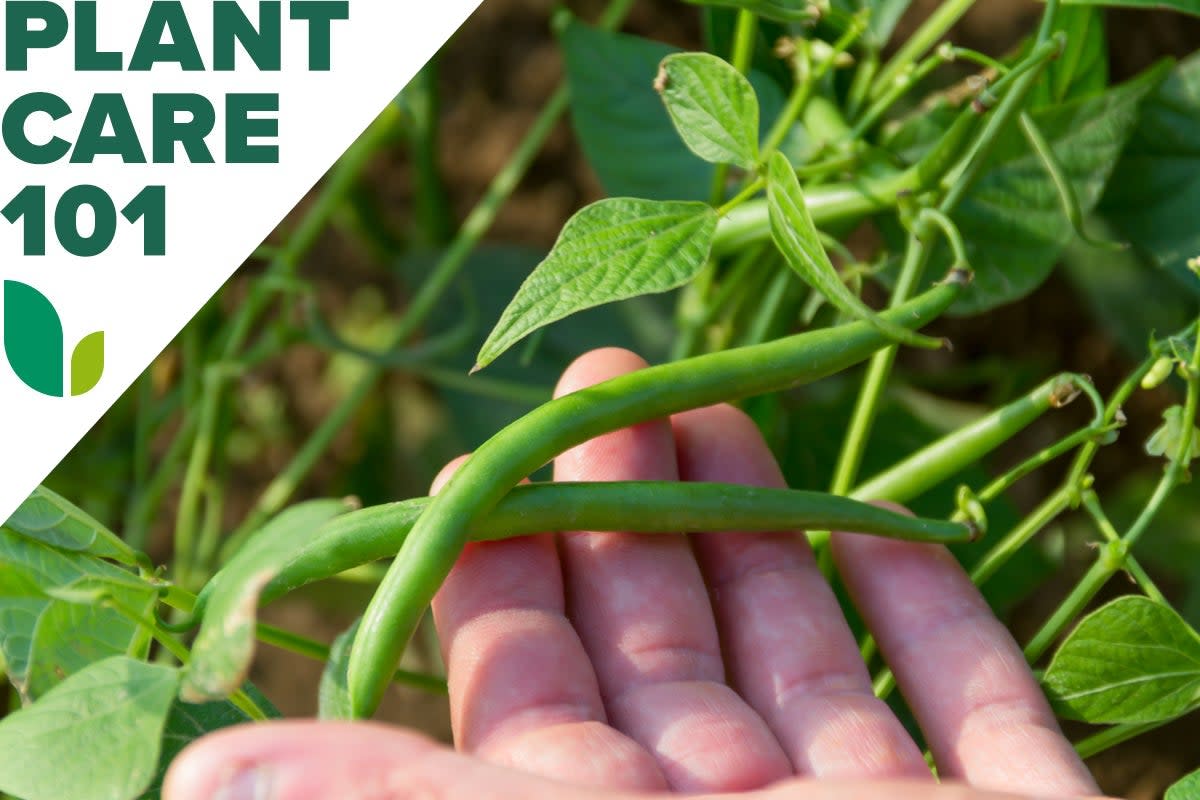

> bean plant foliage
[3,0,1200,797]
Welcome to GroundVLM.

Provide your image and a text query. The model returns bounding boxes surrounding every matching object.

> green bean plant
[3,0,1200,797]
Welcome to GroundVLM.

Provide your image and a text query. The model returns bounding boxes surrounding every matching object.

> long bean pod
[345,273,968,717]
[194,482,975,618]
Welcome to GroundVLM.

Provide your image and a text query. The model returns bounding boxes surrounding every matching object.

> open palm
[166,348,1104,800]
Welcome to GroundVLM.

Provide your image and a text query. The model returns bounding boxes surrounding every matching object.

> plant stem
[761,23,863,161]
[255,622,448,694]
[1024,546,1123,663]
[828,229,930,497]
[408,56,454,246]
[871,0,978,99]
[709,9,759,205]
[1075,720,1163,759]
[971,485,1074,585]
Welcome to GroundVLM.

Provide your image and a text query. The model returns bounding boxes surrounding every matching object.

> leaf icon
[3,281,64,398]
[70,332,104,396]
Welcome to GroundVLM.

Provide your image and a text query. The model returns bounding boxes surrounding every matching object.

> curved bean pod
[345,273,968,717]
[193,481,974,618]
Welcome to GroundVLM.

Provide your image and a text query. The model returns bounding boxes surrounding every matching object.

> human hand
[165,348,1107,800]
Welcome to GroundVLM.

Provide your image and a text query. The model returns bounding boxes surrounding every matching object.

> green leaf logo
[3,281,104,398]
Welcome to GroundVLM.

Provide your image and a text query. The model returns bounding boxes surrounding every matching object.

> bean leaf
[1167,768,1200,800]
[0,656,179,800]
[656,52,760,170]
[0,528,157,702]
[184,499,353,702]
[475,198,718,370]
[1102,53,1200,294]
[5,484,138,566]
[561,20,782,201]
[766,152,943,350]
[1042,596,1200,724]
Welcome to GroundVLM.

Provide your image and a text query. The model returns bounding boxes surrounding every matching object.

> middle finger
[554,348,790,792]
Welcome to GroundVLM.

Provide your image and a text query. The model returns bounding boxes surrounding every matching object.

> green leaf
[1167,767,1200,800]
[475,198,718,370]
[681,0,815,23]
[3,280,64,398]
[766,152,942,349]
[71,331,105,396]
[184,499,353,702]
[5,485,138,565]
[1042,596,1200,724]
[656,52,760,169]
[561,20,782,201]
[139,687,279,800]
[0,656,179,800]
[1027,7,1108,109]
[1061,219,1198,358]
[1102,54,1200,292]
[1063,0,1200,15]
[0,528,157,701]
[888,62,1168,314]
[318,618,359,721]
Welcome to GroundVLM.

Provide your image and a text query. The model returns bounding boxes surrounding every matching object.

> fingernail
[212,767,276,800]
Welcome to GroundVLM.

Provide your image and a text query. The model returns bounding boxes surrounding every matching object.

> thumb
[163,721,617,800]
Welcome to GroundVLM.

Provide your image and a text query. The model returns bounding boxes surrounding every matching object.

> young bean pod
[195,481,975,618]
[345,273,968,718]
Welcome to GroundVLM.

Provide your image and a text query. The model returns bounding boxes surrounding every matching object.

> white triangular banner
[0,1,484,521]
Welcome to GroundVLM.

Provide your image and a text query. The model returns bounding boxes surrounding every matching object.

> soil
[221,0,1200,796]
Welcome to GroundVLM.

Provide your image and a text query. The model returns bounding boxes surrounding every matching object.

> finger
[162,722,1101,800]
[555,349,789,792]
[430,456,666,791]
[831,531,1098,797]
[673,404,927,780]
[163,722,625,800]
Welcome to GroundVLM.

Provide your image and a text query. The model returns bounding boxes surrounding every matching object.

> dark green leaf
[703,9,791,88]
[0,656,179,800]
[185,499,352,702]
[1042,596,1200,724]
[766,152,941,348]
[2,280,64,397]
[5,485,138,565]
[561,20,782,200]
[681,0,815,23]
[139,687,279,800]
[1102,54,1200,292]
[1062,0,1200,16]
[1061,220,1199,357]
[0,528,157,701]
[1167,767,1200,800]
[942,62,1169,314]
[475,198,718,369]
[656,52,760,169]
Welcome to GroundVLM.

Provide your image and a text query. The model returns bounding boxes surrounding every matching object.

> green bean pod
[345,273,968,717]
[193,482,974,618]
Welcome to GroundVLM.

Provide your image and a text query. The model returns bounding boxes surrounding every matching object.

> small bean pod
[345,273,968,718]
